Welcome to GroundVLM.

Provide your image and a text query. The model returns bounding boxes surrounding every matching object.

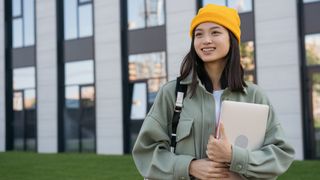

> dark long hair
[179,30,247,97]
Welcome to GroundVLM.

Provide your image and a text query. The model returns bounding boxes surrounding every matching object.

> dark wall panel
[304,2,320,34]
[12,46,36,68]
[64,37,94,62]
[240,13,254,42]
[128,26,166,54]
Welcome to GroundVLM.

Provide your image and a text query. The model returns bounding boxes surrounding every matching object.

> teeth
[202,47,215,52]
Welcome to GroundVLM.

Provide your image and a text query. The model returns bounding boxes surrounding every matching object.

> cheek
[219,40,230,55]
[194,41,202,53]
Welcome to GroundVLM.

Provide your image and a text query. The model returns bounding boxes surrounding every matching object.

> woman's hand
[189,159,229,179]
[206,123,232,163]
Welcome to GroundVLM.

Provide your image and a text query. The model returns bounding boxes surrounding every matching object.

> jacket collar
[179,72,248,94]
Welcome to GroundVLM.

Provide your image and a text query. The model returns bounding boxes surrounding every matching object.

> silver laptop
[219,100,269,150]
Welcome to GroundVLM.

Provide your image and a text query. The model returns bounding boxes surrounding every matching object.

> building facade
[1,0,320,160]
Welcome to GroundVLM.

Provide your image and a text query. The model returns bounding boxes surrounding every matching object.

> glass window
[64,0,93,40]
[147,78,166,103]
[128,0,145,29]
[13,92,23,111]
[23,0,35,46]
[12,67,37,152]
[240,41,255,82]
[13,67,36,90]
[130,82,147,120]
[13,18,23,48]
[65,60,94,85]
[128,0,165,30]
[305,34,320,66]
[64,60,95,152]
[311,73,320,157]
[64,0,78,40]
[79,0,92,3]
[13,0,22,17]
[24,89,36,109]
[304,0,320,3]
[79,4,93,37]
[146,0,165,27]
[129,52,166,80]
[202,0,252,13]
[203,0,226,6]
[81,86,95,108]
[12,0,35,48]
[129,52,167,104]
[66,86,80,108]
[227,0,252,13]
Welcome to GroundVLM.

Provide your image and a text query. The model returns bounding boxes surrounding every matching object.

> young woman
[132,4,295,180]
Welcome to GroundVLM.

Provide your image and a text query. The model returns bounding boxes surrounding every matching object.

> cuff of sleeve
[174,155,195,180]
[230,145,249,175]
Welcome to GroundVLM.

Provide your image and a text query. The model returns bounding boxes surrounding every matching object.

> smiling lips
[201,47,216,54]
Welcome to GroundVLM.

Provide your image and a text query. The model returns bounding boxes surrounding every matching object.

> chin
[201,56,218,62]
[201,56,225,63]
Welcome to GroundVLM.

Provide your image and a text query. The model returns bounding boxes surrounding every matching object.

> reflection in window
[128,0,165,30]
[146,0,165,27]
[202,0,252,13]
[240,41,255,82]
[79,3,93,37]
[129,52,166,80]
[203,0,226,6]
[12,0,35,48]
[129,52,167,104]
[311,73,320,157]
[66,86,80,108]
[13,67,36,90]
[228,0,252,13]
[304,0,320,3]
[128,0,145,29]
[64,0,93,40]
[64,60,95,152]
[12,66,37,151]
[130,82,147,120]
[23,0,35,46]
[147,78,166,103]
[13,92,23,111]
[24,89,36,109]
[13,0,22,17]
[13,19,23,48]
[13,66,36,111]
[81,86,95,108]
[305,34,320,66]
[65,60,94,85]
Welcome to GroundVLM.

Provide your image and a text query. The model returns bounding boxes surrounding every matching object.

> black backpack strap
[170,77,188,153]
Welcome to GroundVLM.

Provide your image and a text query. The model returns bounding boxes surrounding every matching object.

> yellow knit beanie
[190,4,241,43]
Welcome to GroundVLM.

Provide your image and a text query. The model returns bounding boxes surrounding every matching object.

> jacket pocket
[175,118,195,156]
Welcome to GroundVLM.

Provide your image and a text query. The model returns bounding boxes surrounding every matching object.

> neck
[204,60,227,91]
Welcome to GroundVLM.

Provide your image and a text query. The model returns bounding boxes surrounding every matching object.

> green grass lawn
[0,152,319,180]
[0,152,142,180]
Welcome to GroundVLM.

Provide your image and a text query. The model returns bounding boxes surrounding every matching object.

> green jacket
[132,77,295,180]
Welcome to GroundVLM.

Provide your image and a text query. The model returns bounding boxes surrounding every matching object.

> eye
[212,31,220,35]
[195,32,203,37]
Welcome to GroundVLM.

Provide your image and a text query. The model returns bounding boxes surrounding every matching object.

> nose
[204,36,213,44]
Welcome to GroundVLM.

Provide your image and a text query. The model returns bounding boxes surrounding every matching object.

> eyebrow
[195,26,221,32]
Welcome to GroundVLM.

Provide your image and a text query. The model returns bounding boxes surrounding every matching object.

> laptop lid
[219,100,269,150]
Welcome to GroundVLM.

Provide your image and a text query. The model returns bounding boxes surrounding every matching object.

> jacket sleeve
[132,83,195,180]
[229,87,295,179]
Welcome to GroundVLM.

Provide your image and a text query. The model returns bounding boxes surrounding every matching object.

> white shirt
[213,90,223,124]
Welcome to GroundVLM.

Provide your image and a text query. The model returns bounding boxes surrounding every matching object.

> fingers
[211,161,229,169]
[209,161,230,179]
[219,122,227,140]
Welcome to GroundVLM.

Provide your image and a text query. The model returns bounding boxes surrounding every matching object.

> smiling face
[194,22,230,64]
